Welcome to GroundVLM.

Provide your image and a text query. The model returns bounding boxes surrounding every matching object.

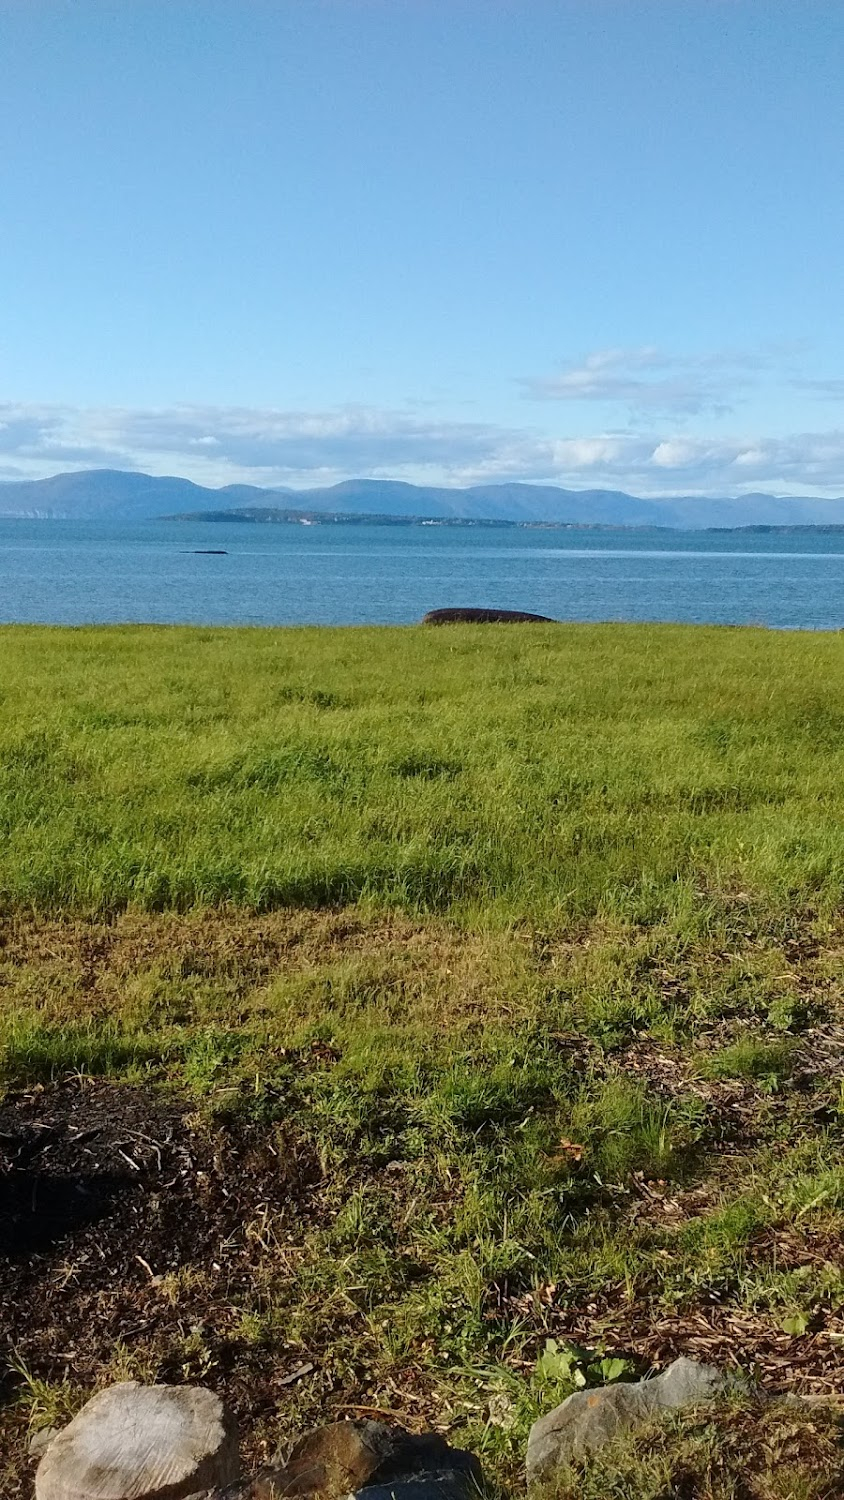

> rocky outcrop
[34,1400,481,1500]
[206,1421,482,1500]
[33,1362,827,1500]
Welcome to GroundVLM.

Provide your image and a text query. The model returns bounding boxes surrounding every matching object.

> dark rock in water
[209,1421,483,1500]
[422,607,555,624]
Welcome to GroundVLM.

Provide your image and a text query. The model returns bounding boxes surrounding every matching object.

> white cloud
[652,439,700,467]
[520,345,785,416]
[0,399,844,497]
[549,436,631,467]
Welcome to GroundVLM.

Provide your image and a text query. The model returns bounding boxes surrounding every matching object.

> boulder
[526,1357,737,1484]
[270,1419,399,1494]
[421,608,555,625]
[203,1421,482,1500]
[35,1381,241,1500]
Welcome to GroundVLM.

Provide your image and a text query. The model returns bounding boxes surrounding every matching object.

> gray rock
[652,1357,732,1407]
[29,1426,61,1460]
[35,1381,241,1500]
[527,1357,737,1483]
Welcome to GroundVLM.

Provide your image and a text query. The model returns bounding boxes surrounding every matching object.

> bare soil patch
[0,1077,320,1493]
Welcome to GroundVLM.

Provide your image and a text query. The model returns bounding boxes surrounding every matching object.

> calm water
[2,519,844,629]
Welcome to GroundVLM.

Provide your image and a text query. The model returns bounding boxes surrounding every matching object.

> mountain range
[3,468,844,528]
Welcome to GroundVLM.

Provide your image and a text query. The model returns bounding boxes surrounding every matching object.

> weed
[698,1037,797,1085]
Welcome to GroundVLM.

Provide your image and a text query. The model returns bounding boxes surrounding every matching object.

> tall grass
[2,621,844,921]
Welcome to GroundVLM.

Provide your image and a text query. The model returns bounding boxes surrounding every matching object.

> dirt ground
[0,1077,322,1494]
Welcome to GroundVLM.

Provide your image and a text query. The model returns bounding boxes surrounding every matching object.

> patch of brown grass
[0,908,537,1034]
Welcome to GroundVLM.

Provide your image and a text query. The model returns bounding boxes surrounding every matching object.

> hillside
[4,468,844,527]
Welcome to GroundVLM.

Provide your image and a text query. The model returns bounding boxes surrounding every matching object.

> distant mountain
[288,479,670,525]
[0,469,278,521]
[3,468,844,528]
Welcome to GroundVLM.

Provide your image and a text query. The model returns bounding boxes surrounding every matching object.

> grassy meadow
[4,620,844,918]
[3,621,844,1497]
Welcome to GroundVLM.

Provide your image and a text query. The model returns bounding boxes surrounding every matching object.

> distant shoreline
[163,507,844,535]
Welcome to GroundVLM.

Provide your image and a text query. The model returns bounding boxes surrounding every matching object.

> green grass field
[3,623,844,1498]
[4,620,844,919]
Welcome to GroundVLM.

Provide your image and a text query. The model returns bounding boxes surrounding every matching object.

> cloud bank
[1,399,844,497]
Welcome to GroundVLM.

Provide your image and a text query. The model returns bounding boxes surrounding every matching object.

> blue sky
[1,0,843,495]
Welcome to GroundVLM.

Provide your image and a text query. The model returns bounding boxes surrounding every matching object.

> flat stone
[35,1381,241,1500]
[527,1357,736,1483]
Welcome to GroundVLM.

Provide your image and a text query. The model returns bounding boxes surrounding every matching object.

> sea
[2,518,844,630]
